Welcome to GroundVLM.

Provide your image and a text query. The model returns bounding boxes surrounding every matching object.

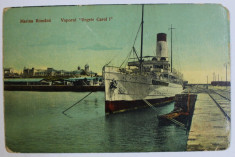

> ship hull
[103,66,183,114]
[105,96,174,114]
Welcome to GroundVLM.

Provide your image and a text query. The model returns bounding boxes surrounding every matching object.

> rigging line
[119,49,132,68]
[107,24,141,67]
[133,23,142,47]
[123,50,133,68]
[119,23,142,68]
[125,53,131,65]
[132,47,140,61]
[105,52,121,66]
[119,6,143,68]
[174,30,182,72]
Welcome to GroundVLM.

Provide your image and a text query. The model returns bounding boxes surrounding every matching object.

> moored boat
[103,5,184,114]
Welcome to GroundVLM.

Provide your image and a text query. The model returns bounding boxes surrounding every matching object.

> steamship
[103,5,184,114]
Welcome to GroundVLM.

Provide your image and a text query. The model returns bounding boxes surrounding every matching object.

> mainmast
[169,24,175,73]
[140,5,144,72]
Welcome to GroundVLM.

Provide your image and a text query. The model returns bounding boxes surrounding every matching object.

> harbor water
[4,91,189,153]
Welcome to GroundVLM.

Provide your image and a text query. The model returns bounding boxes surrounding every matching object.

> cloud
[79,43,122,51]
[28,37,76,47]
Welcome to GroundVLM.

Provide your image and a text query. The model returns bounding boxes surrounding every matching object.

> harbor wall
[4,85,104,92]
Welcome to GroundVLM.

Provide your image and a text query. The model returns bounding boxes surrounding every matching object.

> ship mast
[140,5,144,72]
[169,24,175,73]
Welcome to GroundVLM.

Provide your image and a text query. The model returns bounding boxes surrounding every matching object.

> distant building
[22,65,97,78]
[4,68,20,78]
[4,68,13,77]
[23,67,35,77]
[85,64,89,73]
[4,68,13,74]
[211,81,230,86]
[23,67,57,77]
[34,69,47,76]
[46,68,56,76]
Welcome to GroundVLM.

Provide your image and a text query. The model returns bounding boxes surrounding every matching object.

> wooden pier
[186,87,230,151]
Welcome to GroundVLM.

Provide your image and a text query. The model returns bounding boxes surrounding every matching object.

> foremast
[169,24,175,73]
[139,5,144,73]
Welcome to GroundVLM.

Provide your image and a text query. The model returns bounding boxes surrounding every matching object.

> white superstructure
[104,66,183,102]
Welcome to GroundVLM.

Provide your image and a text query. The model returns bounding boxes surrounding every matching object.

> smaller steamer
[158,94,197,129]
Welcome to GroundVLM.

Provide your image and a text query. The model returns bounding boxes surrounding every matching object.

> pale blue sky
[3,4,230,83]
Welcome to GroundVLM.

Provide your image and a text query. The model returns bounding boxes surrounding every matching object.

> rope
[143,99,186,128]
[143,99,159,112]
[62,92,93,117]
[166,117,185,128]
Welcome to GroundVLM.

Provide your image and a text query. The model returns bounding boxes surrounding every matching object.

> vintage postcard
[2,4,230,153]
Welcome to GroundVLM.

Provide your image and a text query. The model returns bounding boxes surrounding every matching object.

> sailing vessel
[103,5,184,114]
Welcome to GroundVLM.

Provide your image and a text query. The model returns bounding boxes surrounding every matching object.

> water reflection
[5,91,188,152]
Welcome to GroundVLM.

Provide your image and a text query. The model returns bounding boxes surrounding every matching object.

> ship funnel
[156,33,168,60]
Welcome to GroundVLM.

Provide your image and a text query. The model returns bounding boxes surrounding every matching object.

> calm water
[4,91,188,152]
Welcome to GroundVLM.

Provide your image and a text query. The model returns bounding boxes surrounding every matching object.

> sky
[3,4,230,83]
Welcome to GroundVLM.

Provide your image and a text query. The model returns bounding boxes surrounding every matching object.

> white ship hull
[103,66,183,114]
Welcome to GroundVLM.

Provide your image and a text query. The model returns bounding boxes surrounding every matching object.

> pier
[186,86,230,151]
[4,85,104,92]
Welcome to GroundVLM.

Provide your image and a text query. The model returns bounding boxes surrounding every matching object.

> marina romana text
[20,18,51,23]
